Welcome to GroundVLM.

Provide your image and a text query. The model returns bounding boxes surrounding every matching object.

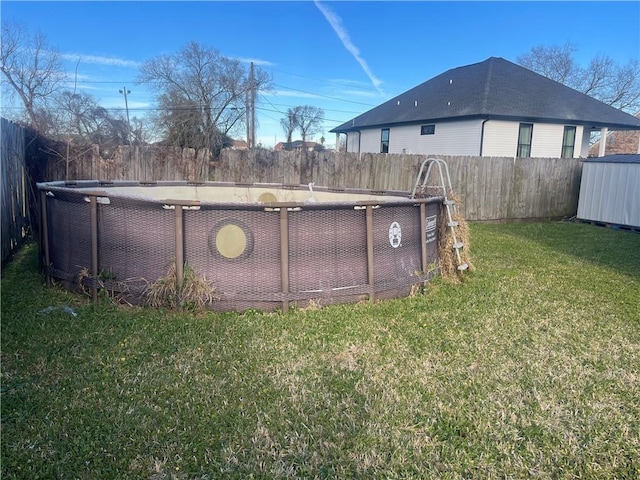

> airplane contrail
[314,1,384,95]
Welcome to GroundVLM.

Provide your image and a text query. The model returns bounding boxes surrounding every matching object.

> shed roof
[331,57,640,133]
[584,154,640,164]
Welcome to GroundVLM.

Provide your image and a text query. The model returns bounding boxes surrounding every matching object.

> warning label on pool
[425,215,437,244]
[389,221,402,248]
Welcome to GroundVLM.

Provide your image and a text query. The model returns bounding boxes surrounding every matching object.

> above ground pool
[37,181,443,311]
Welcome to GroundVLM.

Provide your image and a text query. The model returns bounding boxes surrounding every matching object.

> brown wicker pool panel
[185,207,283,312]
[38,181,442,312]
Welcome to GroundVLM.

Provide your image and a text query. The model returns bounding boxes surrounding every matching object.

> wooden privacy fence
[1,118,28,263]
[42,144,583,221]
[215,151,583,221]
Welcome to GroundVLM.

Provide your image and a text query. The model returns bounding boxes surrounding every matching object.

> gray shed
[577,154,640,229]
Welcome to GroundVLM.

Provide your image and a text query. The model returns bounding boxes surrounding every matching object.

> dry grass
[143,261,217,311]
[438,195,474,282]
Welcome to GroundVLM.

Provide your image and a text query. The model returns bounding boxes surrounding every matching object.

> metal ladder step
[412,158,469,274]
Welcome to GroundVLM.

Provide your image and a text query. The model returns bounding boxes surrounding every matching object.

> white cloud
[314,1,384,95]
[234,56,275,67]
[100,99,151,110]
[61,52,141,68]
[340,89,381,98]
[269,89,324,99]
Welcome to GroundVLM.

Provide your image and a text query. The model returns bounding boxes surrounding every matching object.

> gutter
[479,119,489,156]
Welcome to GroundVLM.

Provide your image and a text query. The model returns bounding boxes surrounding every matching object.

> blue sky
[2,1,639,147]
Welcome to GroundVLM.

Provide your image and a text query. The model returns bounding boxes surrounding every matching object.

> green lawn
[2,222,639,479]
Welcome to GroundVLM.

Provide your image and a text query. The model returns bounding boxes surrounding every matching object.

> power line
[255,105,347,125]
[259,97,364,115]
[60,78,378,108]
[1,102,352,126]
[264,67,381,93]
[272,83,376,107]
[258,93,286,116]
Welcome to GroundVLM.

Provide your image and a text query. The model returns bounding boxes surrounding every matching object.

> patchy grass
[2,222,639,479]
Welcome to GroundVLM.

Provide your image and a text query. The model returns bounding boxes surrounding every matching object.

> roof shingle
[331,57,640,133]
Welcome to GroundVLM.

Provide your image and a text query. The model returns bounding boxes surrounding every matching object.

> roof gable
[331,57,640,133]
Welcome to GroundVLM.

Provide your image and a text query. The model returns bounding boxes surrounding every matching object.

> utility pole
[119,87,131,144]
[245,79,251,149]
[250,62,256,151]
[245,63,256,150]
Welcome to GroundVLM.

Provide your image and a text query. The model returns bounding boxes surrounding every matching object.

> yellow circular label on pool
[216,224,247,258]
[258,192,277,203]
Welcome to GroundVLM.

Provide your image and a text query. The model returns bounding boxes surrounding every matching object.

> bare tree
[518,42,579,85]
[575,55,640,112]
[280,108,298,148]
[130,116,152,145]
[517,42,640,113]
[137,42,271,154]
[47,90,129,151]
[1,20,64,131]
[295,105,325,144]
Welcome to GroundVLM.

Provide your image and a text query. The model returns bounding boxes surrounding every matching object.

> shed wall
[577,162,640,227]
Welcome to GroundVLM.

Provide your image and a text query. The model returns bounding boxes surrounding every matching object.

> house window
[421,124,436,135]
[561,126,576,158]
[380,128,390,153]
[517,123,533,157]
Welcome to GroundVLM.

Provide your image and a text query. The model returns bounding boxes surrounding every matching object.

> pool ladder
[411,158,468,271]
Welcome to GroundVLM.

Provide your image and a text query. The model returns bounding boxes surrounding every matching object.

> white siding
[577,161,640,227]
[531,123,562,157]
[578,128,591,157]
[389,120,482,155]
[483,121,585,158]
[482,121,519,157]
[347,120,482,155]
[346,132,359,152]
[360,129,382,153]
[347,120,586,158]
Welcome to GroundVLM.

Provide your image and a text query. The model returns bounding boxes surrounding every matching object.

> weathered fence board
[1,118,28,262]
[30,141,584,221]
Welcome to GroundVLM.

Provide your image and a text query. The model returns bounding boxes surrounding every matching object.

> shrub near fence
[1,118,28,263]
[39,144,583,221]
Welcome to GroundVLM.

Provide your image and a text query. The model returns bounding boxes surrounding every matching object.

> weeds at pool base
[410,262,439,296]
[143,260,217,311]
[75,267,146,305]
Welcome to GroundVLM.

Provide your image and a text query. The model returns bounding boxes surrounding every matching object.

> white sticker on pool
[389,221,402,248]
[426,215,437,244]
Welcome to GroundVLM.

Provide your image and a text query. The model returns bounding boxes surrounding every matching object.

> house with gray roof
[330,57,640,158]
